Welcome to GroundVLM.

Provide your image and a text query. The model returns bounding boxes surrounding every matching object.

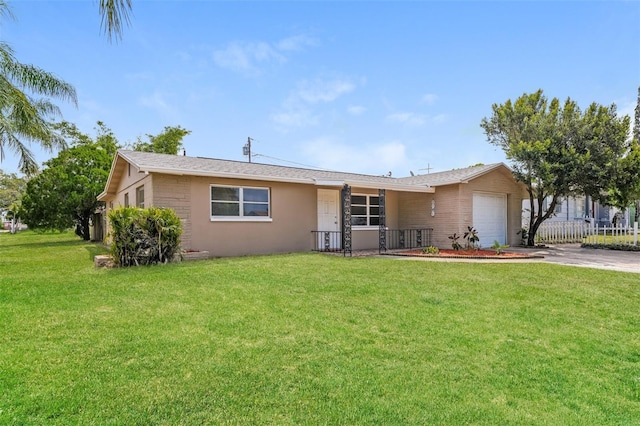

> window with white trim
[210,185,270,220]
[351,194,379,227]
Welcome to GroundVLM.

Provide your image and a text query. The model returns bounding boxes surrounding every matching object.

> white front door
[317,189,340,249]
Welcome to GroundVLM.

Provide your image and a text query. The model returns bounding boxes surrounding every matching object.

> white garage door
[473,192,507,247]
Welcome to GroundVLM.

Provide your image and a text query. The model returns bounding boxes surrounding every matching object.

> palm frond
[0,60,77,106]
[99,0,132,42]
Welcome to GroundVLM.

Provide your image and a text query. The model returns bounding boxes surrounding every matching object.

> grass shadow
[85,243,108,261]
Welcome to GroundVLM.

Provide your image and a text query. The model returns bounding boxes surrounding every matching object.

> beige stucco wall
[178,176,317,256]
[152,174,192,251]
[140,176,404,256]
[101,164,151,241]
[111,163,150,209]
[101,161,409,256]
[398,168,526,248]
[397,192,440,246]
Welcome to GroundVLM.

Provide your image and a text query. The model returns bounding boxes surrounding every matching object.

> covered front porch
[311,183,435,256]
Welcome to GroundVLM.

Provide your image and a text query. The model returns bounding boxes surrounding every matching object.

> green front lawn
[1,231,639,424]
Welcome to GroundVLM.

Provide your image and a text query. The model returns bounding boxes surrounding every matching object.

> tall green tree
[635,86,640,143]
[634,86,640,223]
[132,125,190,154]
[608,87,640,223]
[0,168,25,213]
[20,122,119,240]
[0,2,77,176]
[480,90,633,246]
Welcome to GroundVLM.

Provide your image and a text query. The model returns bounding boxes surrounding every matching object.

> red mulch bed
[400,249,537,259]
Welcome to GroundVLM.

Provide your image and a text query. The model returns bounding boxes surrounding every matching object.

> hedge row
[581,243,640,252]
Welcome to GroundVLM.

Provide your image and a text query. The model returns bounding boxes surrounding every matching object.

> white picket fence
[534,221,639,245]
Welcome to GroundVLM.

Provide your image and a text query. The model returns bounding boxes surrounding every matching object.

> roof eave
[133,166,434,193]
[99,151,126,199]
[345,180,434,193]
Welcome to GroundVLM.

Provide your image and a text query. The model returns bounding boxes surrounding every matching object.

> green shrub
[581,243,640,251]
[464,226,479,249]
[490,240,510,255]
[108,207,183,267]
[422,246,440,255]
[448,233,462,250]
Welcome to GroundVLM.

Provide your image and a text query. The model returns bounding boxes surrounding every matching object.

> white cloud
[386,112,428,126]
[386,111,448,126]
[421,93,438,105]
[432,113,448,123]
[302,137,408,175]
[138,91,179,119]
[213,34,317,76]
[213,41,284,75]
[296,78,356,104]
[276,34,318,52]
[271,77,358,131]
[270,109,319,131]
[124,71,155,81]
[347,105,366,116]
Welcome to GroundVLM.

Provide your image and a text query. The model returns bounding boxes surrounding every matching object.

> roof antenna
[419,163,433,174]
[410,170,415,176]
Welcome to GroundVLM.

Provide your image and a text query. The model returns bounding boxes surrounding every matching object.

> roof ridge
[119,149,400,180]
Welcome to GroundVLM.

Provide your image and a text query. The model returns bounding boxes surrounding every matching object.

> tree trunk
[527,222,539,247]
[77,212,91,241]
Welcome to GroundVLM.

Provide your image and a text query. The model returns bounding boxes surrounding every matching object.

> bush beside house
[108,207,182,267]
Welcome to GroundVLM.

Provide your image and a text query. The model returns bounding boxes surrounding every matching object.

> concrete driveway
[389,244,640,274]
[507,244,640,274]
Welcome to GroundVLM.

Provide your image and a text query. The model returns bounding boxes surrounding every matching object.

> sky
[1,0,639,177]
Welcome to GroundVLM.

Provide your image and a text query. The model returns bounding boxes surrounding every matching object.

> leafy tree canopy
[132,125,191,155]
[615,86,640,223]
[0,1,77,176]
[19,122,119,240]
[0,169,26,213]
[480,89,636,245]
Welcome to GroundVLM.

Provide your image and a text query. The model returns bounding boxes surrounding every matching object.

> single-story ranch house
[98,150,527,256]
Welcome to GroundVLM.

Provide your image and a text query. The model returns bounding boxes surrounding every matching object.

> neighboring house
[523,195,632,227]
[98,151,527,256]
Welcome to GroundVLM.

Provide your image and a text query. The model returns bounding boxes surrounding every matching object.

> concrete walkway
[388,244,640,274]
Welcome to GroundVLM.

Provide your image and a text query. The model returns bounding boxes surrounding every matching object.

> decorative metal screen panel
[379,189,387,252]
[342,184,352,256]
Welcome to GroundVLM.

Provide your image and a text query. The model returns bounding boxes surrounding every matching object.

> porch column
[341,184,352,256]
[379,189,387,253]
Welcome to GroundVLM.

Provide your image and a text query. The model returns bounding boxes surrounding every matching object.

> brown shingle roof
[395,163,510,186]
[98,150,435,199]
